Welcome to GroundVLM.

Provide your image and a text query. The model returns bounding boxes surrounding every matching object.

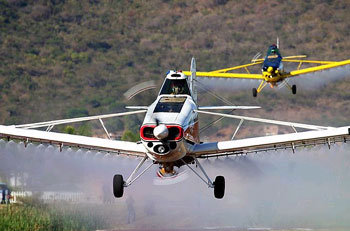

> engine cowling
[140,125,183,141]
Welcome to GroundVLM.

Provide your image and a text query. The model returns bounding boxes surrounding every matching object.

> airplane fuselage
[262,45,285,84]
[139,71,199,166]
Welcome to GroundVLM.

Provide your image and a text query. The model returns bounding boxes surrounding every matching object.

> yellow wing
[251,55,308,63]
[182,71,264,80]
[287,59,350,77]
[182,61,264,80]
[209,61,263,73]
[182,58,350,80]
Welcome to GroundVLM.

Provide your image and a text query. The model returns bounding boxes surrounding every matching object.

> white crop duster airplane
[0,58,349,199]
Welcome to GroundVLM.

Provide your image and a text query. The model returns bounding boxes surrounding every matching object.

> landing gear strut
[113,155,154,198]
[181,158,225,199]
[253,81,267,97]
[113,156,226,199]
[285,82,297,95]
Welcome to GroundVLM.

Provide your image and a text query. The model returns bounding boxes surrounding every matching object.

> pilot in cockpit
[171,82,184,95]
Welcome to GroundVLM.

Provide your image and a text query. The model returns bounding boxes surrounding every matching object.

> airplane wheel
[213,176,225,199]
[292,85,297,94]
[113,174,124,198]
[252,88,257,97]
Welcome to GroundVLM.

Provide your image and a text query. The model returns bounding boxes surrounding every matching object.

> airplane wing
[251,55,307,62]
[198,106,261,110]
[196,110,332,130]
[183,61,264,80]
[182,71,264,80]
[286,59,350,77]
[208,62,263,73]
[0,125,146,156]
[283,60,338,65]
[14,110,147,129]
[0,110,148,156]
[183,59,350,80]
[190,126,350,158]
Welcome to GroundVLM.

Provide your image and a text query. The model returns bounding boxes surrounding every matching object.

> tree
[121,130,139,142]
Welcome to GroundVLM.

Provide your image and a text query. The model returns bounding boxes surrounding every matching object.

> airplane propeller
[153,124,169,140]
[123,80,157,100]
[152,116,169,140]
[251,52,262,63]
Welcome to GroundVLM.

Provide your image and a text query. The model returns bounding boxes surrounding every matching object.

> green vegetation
[0,0,349,137]
[121,129,140,142]
[62,124,92,136]
[0,203,108,231]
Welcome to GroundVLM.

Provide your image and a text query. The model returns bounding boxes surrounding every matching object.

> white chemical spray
[1,139,350,229]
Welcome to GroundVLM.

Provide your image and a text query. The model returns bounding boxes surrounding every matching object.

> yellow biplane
[183,44,350,97]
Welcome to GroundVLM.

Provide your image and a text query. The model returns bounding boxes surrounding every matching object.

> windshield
[160,79,191,95]
[154,97,186,113]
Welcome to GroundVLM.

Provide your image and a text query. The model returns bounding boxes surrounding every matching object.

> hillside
[1,0,350,139]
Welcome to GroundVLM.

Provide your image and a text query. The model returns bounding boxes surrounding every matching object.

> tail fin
[190,57,198,104]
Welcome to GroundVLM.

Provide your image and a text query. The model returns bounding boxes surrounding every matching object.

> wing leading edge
[0,125,146,156]
[190,126,350,158]
[288,59,350,77]
[182,59,350,80]
[182,71,263,80]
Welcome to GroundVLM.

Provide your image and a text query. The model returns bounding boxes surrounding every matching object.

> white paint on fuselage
[142,94,198,162]
[140,71,198,163]
[143,94,196,127]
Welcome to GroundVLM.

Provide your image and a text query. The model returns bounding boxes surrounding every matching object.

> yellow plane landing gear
[252,88,258,97]
[252,80,267,97]
[285,82,297,95]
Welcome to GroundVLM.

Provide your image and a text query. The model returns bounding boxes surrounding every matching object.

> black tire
[113,174,124,198]
[252,88,257,97]
[292,85,297,94]
[214,176,225,199]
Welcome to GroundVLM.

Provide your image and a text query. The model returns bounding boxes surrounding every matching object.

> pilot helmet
[171,82,182,94]
[270,44,278,54]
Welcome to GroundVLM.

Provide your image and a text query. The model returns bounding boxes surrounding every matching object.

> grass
[0,202,110,231]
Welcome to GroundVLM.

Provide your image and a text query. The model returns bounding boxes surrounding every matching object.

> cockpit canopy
[263,44,282,70]
[266,44,282,58]
[159,78,191,96]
